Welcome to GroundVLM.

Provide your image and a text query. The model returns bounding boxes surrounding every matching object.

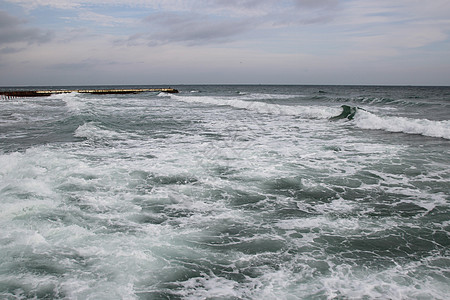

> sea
[0,85,449,299]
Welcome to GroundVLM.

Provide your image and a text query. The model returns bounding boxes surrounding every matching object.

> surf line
[0,88,179,99]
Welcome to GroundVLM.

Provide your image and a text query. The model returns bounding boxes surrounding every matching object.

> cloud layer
[0,10,51,46]
[1,0,449,85]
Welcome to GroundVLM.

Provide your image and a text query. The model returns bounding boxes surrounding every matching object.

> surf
[329,105,450,139]
[169,93,340,119]
[353,110,450,139]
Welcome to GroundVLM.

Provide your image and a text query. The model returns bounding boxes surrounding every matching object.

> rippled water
[1,85,449,299]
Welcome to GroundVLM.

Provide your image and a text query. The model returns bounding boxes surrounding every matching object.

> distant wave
[329,97,402,105]
[320,95,450,109]
[170,94,339,119]
[238,93,303,101]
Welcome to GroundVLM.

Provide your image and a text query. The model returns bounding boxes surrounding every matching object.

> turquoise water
[1,85,449,299]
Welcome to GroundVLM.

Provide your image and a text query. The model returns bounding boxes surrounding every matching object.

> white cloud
[4,0,81,10]
[75,11,136,27]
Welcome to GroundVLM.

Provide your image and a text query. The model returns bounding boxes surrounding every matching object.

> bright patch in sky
[1,0,449,85]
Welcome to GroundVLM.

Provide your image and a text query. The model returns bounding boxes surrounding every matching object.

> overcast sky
[1,0,449,86]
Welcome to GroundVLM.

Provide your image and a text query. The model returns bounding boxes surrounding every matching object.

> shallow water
[1,85,449,299]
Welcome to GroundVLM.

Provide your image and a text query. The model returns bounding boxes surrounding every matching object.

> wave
[321,95,450,110]
[329,97,402,106]
[55,92,88,113]
[170,94,339,119]
[172,94,450,140]
[239,93,302,101]
[74,122,134,141]
[329,105,358,121]
[353,109,450,140]
[328,105,450,139]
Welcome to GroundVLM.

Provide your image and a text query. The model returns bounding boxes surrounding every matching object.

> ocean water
[0,85,449,299]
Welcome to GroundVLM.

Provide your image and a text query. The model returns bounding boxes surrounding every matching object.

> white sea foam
[0,97,64,127]
[239,92,301,100]
[57,92,87,112]
[74,122,137,141]
[171,94,339,119]
[176,274,242,299]
[157,92,171,97]
[354,110,450,139]
[173,93,450,139]
[320,257,450,300]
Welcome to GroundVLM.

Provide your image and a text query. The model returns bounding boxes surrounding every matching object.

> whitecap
[170,94,340,119]
[74,122,132,141]
[157,92,171,97]
[354,110,450,139]
[57,92,87,113]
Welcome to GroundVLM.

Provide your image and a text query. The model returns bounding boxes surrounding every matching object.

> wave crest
[170,94,339,119]
[74,122,130,141]
[354,110,450,139]
[57,92,87,112]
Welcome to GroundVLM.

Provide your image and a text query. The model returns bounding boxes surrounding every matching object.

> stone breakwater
[0,88,179,99]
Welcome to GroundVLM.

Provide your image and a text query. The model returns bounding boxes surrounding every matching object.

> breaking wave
[170,94,340,119]
[329,105,450,139]
[57,92,87,113]
[172,93,450,139]
[354,110,450,139]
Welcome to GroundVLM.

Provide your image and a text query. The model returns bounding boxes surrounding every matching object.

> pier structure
[0,88,178,99]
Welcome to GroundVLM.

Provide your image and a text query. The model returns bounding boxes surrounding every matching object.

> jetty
[0,88,178,99]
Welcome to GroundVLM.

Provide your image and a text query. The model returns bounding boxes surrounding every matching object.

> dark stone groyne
[0,88,179,99]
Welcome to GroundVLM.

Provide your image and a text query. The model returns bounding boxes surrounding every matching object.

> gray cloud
[0,10,52,46]
[293,0,339,9]
[136,0,340,46]
[206,0,339,13]
[0,46,25,54]
[143,12,255,46]
[209,0,272,9]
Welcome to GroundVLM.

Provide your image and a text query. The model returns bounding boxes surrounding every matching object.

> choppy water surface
[1,85,449,299]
